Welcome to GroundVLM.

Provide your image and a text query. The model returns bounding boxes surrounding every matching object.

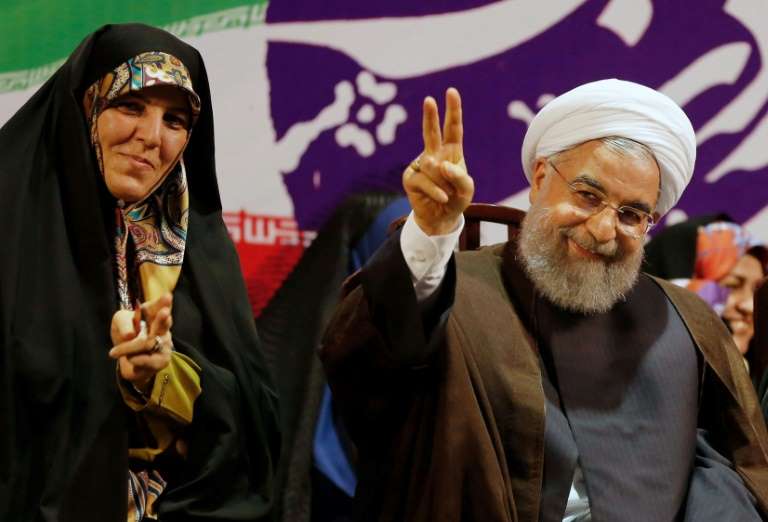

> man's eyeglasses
[547,160,655,239]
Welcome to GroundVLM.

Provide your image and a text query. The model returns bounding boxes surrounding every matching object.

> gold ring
[410,158,422,173]
[150,336,163,353]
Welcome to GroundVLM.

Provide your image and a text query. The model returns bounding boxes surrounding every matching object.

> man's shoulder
[643,273,714,313]
[455,241,509,262]
[643,272,733,343]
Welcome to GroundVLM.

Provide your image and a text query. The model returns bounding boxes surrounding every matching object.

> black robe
[0,24,279,521]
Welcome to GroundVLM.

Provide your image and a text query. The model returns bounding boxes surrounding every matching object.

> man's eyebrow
[572,173,653,214]
[572,174,606,193]
[625,201,653,214]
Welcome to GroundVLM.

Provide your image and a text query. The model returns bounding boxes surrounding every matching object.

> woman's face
[97,84,191,203]
[721,253,765,354]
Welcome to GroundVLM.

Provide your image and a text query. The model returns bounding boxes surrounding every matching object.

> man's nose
[585,206,618,243]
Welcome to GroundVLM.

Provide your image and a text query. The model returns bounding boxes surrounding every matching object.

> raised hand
[109,293,174,393]
[403,87,474,236]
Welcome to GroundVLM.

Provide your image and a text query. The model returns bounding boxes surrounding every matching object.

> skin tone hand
[109,293,174,394]
[403,87,475,236]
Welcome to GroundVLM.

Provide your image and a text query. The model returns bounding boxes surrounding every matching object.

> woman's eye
[114,100,143,113]
[164,114,189,130]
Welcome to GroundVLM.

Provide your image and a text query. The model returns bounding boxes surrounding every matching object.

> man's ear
[529,157,549,204]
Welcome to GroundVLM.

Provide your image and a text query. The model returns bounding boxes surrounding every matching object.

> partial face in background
[721,253,764,354]
[518,139,660,313]
[97,85,191,203]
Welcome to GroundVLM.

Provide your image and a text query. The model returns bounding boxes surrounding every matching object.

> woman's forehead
[117,85,191,111]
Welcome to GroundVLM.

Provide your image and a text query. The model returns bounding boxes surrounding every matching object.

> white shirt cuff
[400,211,464,301]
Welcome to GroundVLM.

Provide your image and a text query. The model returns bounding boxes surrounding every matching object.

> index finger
[442,87,463,147]
[422,96,442,154]
[141,293,173,322]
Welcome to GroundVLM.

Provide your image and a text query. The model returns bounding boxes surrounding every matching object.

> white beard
[518,203,644,314]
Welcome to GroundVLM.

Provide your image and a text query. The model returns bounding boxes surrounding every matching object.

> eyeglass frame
[546,159,656,239]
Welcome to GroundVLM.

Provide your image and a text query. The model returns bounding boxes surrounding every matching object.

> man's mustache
[561,227,619,259]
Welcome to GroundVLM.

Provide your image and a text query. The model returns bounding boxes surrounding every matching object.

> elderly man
[320,80,768,521]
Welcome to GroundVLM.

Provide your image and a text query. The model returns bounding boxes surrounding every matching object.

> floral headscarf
[678,222,764,314]
[83,51,201,309]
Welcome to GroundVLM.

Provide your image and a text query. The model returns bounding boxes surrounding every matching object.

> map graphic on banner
[1,0,767,315]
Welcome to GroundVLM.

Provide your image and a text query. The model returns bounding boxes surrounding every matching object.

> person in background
[645,215,768,384]
[255,189,409,522]
[0,24,279,521]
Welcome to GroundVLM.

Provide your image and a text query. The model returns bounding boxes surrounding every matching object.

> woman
[0,24,279,521]
[645,215,768,381]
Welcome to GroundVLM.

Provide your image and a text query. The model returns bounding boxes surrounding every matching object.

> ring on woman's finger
[410,158,422,173]
[150,335,163,353]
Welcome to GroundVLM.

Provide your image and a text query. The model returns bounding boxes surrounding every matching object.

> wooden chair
[459,203,526,251]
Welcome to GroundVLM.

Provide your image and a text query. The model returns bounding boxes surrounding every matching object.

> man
[320,80,768,521]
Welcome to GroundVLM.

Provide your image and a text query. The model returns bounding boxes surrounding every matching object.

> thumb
[111,310,138,343]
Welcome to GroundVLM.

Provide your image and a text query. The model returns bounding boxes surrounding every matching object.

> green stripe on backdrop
[0,0,267,78]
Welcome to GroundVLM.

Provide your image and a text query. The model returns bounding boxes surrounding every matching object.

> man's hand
[109,293,174,393]
[403,87,474,236]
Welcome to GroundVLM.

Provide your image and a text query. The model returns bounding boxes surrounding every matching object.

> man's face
[518,140,661,314]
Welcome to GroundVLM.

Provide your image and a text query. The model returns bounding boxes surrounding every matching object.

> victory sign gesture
[403,87,474,236]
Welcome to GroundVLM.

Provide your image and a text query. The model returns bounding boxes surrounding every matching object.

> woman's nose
[134,110,162,148]
[736,292,754,315]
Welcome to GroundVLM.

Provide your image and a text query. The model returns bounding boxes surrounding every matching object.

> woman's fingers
[109,334,147,359]
[110,309,138,345]
[148,306,173,339]
[141,293,173,323]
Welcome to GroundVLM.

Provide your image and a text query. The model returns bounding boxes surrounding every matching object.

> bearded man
[320,80,768,521]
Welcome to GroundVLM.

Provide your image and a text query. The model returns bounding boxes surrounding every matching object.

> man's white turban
[521,79,696,216]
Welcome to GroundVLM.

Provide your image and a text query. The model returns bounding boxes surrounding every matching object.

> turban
[521,79,696,216]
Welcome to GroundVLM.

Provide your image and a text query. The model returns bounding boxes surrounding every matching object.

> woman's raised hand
[403,87,474,236]
[109,293,174,393]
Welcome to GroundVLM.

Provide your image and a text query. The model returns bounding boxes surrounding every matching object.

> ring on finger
[410,158,422,173]
[150,336,163,354]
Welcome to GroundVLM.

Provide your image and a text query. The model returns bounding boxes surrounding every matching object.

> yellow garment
[117,351,202,462]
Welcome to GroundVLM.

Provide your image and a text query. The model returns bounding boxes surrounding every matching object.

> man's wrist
[414,214,461,236]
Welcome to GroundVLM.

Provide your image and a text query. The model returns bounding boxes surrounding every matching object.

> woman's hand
[403,87,474,236]
[109,293,174,394]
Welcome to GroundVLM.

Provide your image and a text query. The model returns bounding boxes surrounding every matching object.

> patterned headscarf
[83,51,201,309]
[680,222,764,314]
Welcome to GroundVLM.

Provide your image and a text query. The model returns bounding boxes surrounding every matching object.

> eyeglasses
[547,160,655,239]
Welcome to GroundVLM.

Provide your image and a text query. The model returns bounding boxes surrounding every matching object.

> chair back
[459,203,526,250]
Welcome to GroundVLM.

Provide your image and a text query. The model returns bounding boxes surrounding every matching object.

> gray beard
[517,204,644,314]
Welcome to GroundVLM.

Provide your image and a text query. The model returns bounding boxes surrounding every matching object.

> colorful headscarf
[83,51,201,309]
[680,222,764,314]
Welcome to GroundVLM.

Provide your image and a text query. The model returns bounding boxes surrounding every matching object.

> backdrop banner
[2,0,767,315]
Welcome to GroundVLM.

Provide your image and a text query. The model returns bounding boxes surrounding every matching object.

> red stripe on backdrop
[225,210,316,316]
